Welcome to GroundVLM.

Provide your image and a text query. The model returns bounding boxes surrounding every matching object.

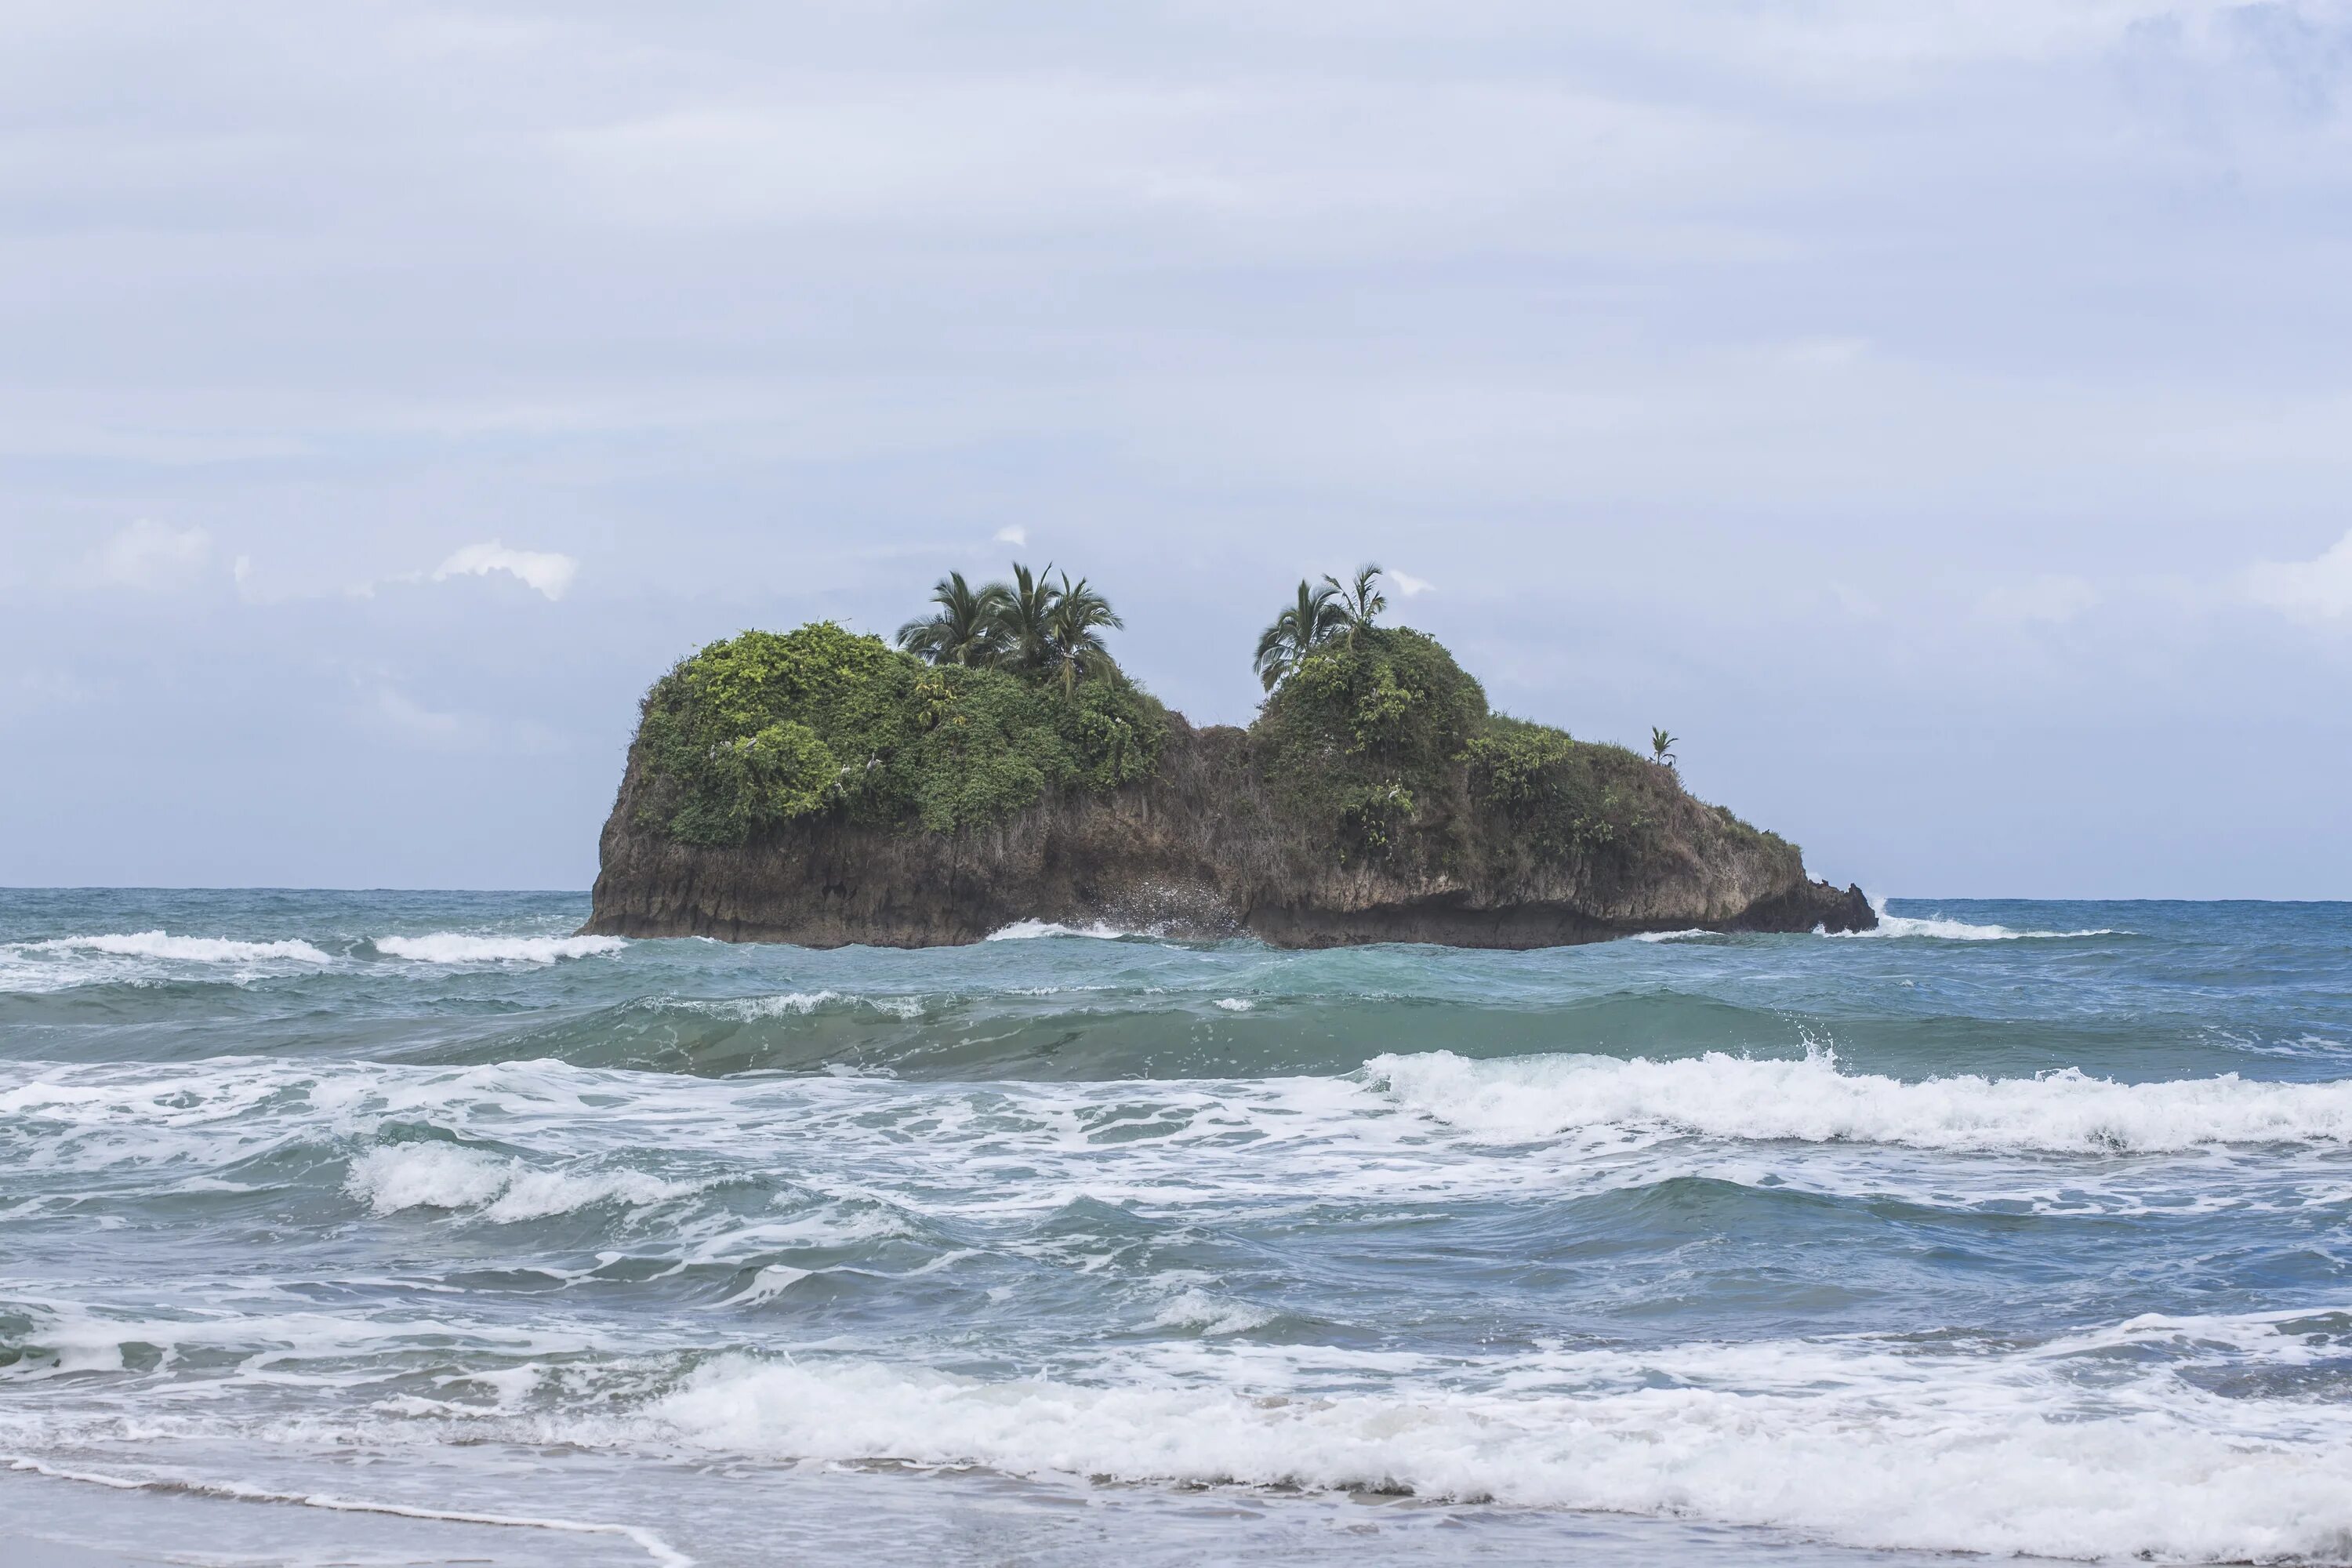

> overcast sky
[4,1,2350,896]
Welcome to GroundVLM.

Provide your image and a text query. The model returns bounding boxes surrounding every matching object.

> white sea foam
[1213,998,1254,1012]
[17,1051,2347,1232]
[985,920,1142,941]
[345,1143,706,1223]
[1828,898,2118,942]
[13,1047,2352,1565]
[27,931,335,964]
[1144,1288,1277,1335]
[699,989,840,1017]
[1630,928,1715,943]
[0,931,337,993]
[688,991,924,1020]
[375,933,626,964]
[646,1321,2352,1563]
[1367,1048,2352,1152]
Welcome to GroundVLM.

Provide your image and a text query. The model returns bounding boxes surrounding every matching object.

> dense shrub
[634,622,1166,844]
[1465,715,1658,859]
[1250,624,1725,872]
[1254,628,1490,862]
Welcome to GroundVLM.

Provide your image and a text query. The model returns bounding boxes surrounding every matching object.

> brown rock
[586,715,1875,949]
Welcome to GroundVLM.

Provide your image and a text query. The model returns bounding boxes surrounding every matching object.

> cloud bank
[432,543,580,602]
[2244,529,2352,622]
[1,2,2349,891]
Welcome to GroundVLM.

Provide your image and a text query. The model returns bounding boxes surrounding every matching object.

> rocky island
[586,565,1872,947]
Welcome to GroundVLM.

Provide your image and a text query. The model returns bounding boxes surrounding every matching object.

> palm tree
[1650,728,1678,768]
[1254,579,1345,691]
[1323,563,1387,647]
[1041,573,1123,698]
[988,562,1061,673]
[896,572,1011,666]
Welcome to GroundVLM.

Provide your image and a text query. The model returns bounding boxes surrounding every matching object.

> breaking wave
[343,1142,716,1224]
[985,920,1153,941]
[374,933,627,964]
[1830,898,2121,942]
[1366,1048,2352,1152]
[0,930,336,993]
[681,991,926,1021]
[21,931,332,964]
[646,1316,2352,1563]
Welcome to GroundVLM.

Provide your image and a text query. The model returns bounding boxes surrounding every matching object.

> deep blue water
[2,891,2349,1566]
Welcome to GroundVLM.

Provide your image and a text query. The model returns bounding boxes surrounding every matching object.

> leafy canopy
[637,560,1701,876]
[635,621,1165,845]
[1255,625,1489,862]
[1255,627,1690,871]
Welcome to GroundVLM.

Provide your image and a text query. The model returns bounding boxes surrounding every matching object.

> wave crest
[1829,898,2120,942]
[984,919,1152,941]
[0,930,336,993]
[374,933,626,964]
[648,1330,2352,1563]
[345,1142,707,1222]
[1364,1048,2352,1152]
[25,931,332,964]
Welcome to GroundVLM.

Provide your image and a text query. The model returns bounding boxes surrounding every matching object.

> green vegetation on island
[1249,565,1770,871]
[631,576,1165,844]
[629,560,1753,871]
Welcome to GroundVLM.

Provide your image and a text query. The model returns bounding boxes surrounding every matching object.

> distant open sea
[3,889,2350,1566]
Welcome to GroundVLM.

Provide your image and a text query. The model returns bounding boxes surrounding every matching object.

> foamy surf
[985,919,1148,941]
[374,933,627,964]
[645,1323,2352,1563]
[1826,898,2122,941]
[27,932,334,964]
[1365,1048,2352,1152]
[0,931,336,993]
[343,1142,715,1224]
[683,991,925,1020]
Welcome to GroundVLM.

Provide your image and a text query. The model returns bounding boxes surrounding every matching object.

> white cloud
[431,541,579,601]
[89,520,212,590]
[1388,569,1434,597]
[993,526,1028,546]
[2244,529,2352,621]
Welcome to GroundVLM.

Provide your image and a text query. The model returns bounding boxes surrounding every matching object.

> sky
[3,1,2350,897]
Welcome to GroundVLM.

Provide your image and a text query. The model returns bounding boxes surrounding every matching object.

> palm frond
[897,570,1014,666]
[987,561,1061,672]
[1320,563,1386,644]
[1254,579,1342,691]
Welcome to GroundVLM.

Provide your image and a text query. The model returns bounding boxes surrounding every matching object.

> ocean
[2,888,2348,1566]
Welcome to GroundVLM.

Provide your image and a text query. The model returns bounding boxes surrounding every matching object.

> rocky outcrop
[586,717,1873,948]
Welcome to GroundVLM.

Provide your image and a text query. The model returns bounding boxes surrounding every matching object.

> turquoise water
[2,890,2350,1566]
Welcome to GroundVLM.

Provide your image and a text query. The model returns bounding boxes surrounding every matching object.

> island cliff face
[587,713,1873,949]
